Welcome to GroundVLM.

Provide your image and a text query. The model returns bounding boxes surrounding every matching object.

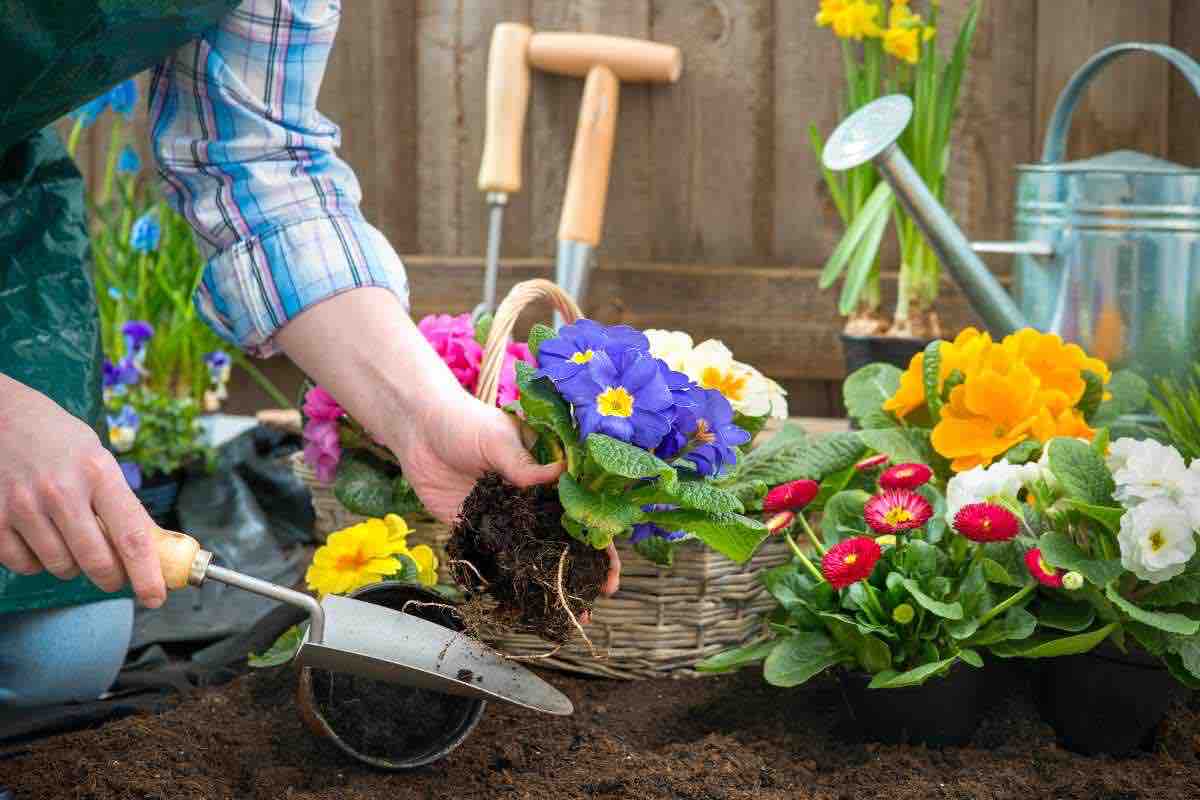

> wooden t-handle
[557,65,619,247]
[152,527,205,590]
[528,32,682,83]
[477,22,533,194]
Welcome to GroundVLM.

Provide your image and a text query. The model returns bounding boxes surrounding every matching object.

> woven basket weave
[292,278,788,678]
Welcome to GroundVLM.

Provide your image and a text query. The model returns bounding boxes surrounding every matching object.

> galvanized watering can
[823,42,1200,383]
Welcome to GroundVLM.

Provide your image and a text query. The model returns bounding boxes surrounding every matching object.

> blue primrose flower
[116,145,141,174]
[70,78,138,127]
[666,387,750,477]
[536,319,649,384]
[130,211,161,252]
[630,506,686,544]
[558,348,674,450]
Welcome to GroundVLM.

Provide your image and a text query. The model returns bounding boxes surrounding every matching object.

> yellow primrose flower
[930,361,1044,472]
[817,0,883,40]
[1000,328,1110,414]
[383,514,440,587]
[882,327,993,418]
[306,515,438,596]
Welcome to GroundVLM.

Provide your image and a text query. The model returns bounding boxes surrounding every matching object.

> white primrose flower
[1117,498,1197,584]
[644,329,694,373]
[681,339,772,417]
[1109,438,1200,525]
[765,376,789,420]
[946,460,1042,524]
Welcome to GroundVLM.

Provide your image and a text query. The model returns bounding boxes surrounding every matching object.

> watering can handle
[1043,42,1200,163]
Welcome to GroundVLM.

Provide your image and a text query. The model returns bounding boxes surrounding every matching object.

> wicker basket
[292,278,789,678]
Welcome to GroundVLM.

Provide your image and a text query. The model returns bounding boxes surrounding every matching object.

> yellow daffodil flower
[817,0,883,40]
[883,26,920,64]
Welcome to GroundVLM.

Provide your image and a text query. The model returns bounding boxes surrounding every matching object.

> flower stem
[99,116,124,206]
[784,531,825,583]
[978,581,1036,628]
[66,117,85,159]
[797,512,827,556]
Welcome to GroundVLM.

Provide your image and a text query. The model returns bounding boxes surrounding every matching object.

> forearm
[274,288,471,445]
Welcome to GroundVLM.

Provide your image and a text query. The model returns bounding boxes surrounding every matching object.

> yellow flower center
[596,386,634,417]
[884,506,914,526]
[334,545,372,573]
[700,366,749,402]
[694,418,717,444]
[1149,530,1167,552]
[844,553,859,565]
[570,349,595,365]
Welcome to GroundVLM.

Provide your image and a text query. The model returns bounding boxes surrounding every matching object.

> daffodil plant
[812,0,981,338]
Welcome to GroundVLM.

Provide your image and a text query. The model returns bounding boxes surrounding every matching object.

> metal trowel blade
[294,593,573,716]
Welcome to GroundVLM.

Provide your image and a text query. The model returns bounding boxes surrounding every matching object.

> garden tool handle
[528,32,681,83]
[557,64,619,247]
[1043,42,1200,163]
[478,22,533,194]
[151,527,209,590]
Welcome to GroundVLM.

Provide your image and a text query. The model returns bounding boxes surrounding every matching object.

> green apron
[0,0,237,614]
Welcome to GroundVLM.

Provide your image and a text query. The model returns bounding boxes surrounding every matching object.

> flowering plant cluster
[813,0,981,337]
[506,319,783,566]
[301,313,534,520]
[842,327,1147,478]
[249,513,440,668]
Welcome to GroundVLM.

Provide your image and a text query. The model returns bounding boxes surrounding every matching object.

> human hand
[0,376,166,607]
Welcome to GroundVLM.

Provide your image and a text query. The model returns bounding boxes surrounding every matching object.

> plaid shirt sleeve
[149,0,408,357]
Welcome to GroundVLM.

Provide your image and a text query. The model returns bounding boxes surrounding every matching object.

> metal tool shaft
[481,193,507,314]
[554,239,592,327]
[205,563,326,643]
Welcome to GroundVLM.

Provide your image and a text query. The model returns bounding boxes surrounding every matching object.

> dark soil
[448,473,608,643]
[6,663,1200,799]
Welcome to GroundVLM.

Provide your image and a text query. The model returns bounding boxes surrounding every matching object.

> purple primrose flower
[558,347,675,450]
[671,388,749,477]
[535,319,649,384]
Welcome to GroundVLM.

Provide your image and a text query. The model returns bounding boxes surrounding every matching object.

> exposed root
[555,547,596,658]
[503,644,565,662]
[447,559,489,588]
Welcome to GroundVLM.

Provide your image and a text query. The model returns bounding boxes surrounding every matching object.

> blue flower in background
[536,320,649,385]
[116,145,141,174]
[122,320,154,353]
[630,506,687,545]
[130,211,161,252]
[558,347,675,450]
[119,461,143,491]
[204,350,232,385]
[107,286,124,300]
[107,406,141,454]
[70,78,139,127]
[102,358,141,400]
[671,388,749,478]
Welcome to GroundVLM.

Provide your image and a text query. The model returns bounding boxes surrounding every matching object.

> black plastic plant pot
[838,662,987,747]
[1040,645,1184,756]
[296,583,486,770]
[840,334,929,376]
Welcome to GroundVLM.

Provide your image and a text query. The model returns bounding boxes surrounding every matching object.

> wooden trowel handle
[478,22,533,195]
[558,64,619,247]
[528,32,682,83]
[152,527,205,590]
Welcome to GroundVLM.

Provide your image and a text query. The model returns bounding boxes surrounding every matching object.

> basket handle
[474,279,582,407]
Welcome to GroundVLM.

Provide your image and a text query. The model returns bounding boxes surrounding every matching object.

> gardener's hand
[0,375,166,607]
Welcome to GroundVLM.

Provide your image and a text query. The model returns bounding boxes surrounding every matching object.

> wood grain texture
[1169,1,1200,167]
[1036,0,1173,162]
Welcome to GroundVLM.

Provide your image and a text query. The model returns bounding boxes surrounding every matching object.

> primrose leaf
[762,631,845,688]
[820,489,871,546]
[665,475,744,514]
[1038,531,1123,586]
[821,613,892,672]
[390,475,423,516]
[1035,598,1096,632]
[989,623,1117,658]
[843,363,902,429]
[1091,369,1150,425]
[557,473,642,547]
[1105,584,1200,635]
[333,456,394,517]
[1139,558,1200,608]
[1046,437,1116,506]
[247,624,305,668]
[586,434,676,487]
[901,578,963,619]
[868,656,960,689]
[856,427,933,467]
[1063,499,1125,535]
[643,508,767,564]
[921,340,943,421]
[897,539,943,582]
[1077,370,1105,421]
[966,607,1037,647]
[695,639,779,674]
[527,323,555,360]
[1167,634,1200,682]
[517,363,583,473]
[1003,440,1042,465]
[633,534,678,567]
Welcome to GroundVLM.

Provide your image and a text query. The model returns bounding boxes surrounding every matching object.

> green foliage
[1150,363,1200,460]
[526,322,555,360]
[695,639,777,674]
[1037,531,1123,587]
[641,508,767,564]
[110,387,211,479]
[990,624,1117,658]
[857,427,933,466]
[1045,437,1116,506]
[334,455,396,518]
[843,363,902,428]
[474,313,495,347]
[1104,585,1200,635]
[922,339,943,421]
[247,624,305,668]
[516,361,583,475]
[763,631,845,688]
[557,473,643,548]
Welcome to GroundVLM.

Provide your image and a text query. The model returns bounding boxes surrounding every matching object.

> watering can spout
[821,95,1027,337]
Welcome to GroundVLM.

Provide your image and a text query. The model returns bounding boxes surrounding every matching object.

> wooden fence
[71,0,1200,416]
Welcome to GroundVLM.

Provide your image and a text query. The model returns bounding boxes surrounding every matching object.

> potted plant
[810,0,981,372]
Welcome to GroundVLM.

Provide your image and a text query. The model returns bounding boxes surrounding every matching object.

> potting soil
[5,663,1200,799]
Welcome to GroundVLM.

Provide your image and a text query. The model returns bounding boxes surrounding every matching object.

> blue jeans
[0,598,133,721]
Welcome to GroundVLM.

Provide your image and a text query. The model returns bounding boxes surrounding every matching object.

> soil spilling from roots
[7,665,1200,799]
[447,473,607,644]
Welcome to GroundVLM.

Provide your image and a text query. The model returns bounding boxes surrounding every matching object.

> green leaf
[819,181,892,289]
[819,489,871,546]
[821,613,893,672]
[1038,531,1123,586]
[1167,635,1200,682]
[695,639,779,674]
[901,578,963,620]
[1164,650,1200,687]
[557,473,642,547]
[586,434,676,484]
[517,363,583,474]
[897,539,943,582]
[643,509,767,564]
[474,312,494,347]
[734,412,770,441]
[838,189,895,316]
[843,363,902,428]
[868,656,960,689]
[633,535,677,567]
[968,607,1036,647]
[762,632,845,688]
[526,323,555,360]
[1062,499,1124,535]
[247,624,304,668]
[1092,369,1150,425]
[1036,599,1096,633]
[856,427,932,466]
[981,557,1021,587]
[666,476,744,515]
[1046,437,1116,505]
[390,475,423,516]
[1077,370,1105,421]
[333,456,394,517]
[1105,585,1200,635]
[921,339,943,421]
[989,623,1117,658]
[1139,557,1200,608]
[1003,440,1042,465]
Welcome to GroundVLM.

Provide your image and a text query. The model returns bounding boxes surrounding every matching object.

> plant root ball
[447,473,608,644]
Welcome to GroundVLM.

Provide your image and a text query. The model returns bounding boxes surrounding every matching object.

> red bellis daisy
[1025,548,1064,588]
[763,479,820,514]
[953,502,1020,543]
[822,537,882,589]
[880,462,933,491]
[864,488,933,534]
[766,511,796,535]
[855,453,890,472]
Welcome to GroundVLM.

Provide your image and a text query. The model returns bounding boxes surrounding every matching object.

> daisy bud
[766,511,796,535]
[763,479,820,514]
[855,453,890,472]
[879,462,933,491]
[875,534,897,548]
[1062,571,1084,591]
[892,603,915,625]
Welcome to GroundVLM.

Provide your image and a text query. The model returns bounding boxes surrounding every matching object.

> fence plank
[1169,0,1200,168]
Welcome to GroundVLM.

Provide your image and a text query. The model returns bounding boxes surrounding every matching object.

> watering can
[822,42,1200,382]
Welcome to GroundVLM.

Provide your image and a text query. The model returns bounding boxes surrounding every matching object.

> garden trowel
[149,526,574,715]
